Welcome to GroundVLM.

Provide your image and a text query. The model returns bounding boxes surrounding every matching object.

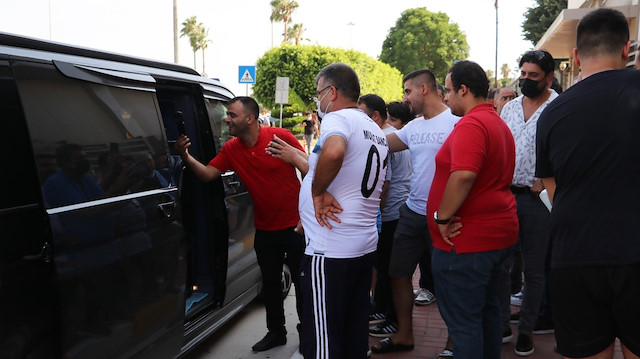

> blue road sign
[238,66,256,84]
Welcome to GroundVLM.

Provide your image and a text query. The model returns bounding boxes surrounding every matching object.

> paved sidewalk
[367,270,625,359]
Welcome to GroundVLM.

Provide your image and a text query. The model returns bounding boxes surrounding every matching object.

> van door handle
[158,201,176,219]
[22,243,52,263]
[227,181,240,187]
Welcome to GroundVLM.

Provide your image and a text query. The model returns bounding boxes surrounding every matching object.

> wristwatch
[433,211,451,225]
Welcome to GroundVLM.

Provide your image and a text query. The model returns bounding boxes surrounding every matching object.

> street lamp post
[495,0,499,88]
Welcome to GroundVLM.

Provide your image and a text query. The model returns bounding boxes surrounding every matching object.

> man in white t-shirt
[372,69,459,354]
[299,63,389,358]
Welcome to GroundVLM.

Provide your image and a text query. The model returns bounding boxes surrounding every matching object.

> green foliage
[379,8,470,85]
[271,89,306,118]
[254,44,404,113]
[522,0,567,45]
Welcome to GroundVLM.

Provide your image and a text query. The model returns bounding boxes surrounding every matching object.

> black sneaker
[532,316,554,334]
[514,333,534,356]
[252,331,287,352]
[502,327,513,343]
[510,311,520,324]
[368,312,386,325]
[368,319,398,337]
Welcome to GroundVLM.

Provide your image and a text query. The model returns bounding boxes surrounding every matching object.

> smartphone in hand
[176,110,187,136]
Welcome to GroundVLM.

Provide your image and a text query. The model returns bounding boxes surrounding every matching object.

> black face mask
[519,78,545,98]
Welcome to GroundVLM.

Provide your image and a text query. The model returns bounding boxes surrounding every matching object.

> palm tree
[195,24,211,75]
[270,0,299,43]
[180,16,199,69]
[288,23,307,45]
[501,63,511,81]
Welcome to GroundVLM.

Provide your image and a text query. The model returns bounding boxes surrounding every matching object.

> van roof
[0,32,234,99]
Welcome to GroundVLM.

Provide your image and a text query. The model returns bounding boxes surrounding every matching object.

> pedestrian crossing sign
[238,66,256,84]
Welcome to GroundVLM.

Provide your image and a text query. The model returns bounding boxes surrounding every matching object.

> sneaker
[369,312,386,325]
[415,288,436,305]
[514,333,534,356]
[252,331,287,352]
[510,312,520,324]
[369,319,398,337]
[413,288,424,297]
[532,316,554,335]
[510,291,524,306]
[502,327,513,343]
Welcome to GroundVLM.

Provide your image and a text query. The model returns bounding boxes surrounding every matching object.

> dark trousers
[373,219,398,318]
[254,227,305,333]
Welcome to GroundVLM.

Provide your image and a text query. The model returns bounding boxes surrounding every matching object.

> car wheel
[281,264,292,299]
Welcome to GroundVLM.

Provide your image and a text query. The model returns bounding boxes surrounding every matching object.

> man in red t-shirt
[175,97,305,352]
[427,61,518,359]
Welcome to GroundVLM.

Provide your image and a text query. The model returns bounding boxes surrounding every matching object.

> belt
[510,186,531,194]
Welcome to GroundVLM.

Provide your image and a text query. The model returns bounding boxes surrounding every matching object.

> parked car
[0,32,290,359]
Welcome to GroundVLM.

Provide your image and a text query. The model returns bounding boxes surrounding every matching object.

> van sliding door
[12,61,186,359]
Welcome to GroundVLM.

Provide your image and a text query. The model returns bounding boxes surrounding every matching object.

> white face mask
[315,89,331,119]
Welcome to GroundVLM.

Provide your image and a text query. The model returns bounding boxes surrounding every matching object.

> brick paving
[368,270,625,359]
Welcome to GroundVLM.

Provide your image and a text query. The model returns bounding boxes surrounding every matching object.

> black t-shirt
[302,119,314,135]
[536,69,640,268]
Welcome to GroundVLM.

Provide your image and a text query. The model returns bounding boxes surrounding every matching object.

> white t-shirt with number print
[299,108,389,259]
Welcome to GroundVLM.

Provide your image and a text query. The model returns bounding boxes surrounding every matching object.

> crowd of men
[176,8,639,359]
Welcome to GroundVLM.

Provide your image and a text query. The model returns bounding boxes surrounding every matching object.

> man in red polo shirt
[428,61,518,359]
[175,96,305,352]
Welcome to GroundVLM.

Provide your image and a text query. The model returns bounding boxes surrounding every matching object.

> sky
[2,0,537,97]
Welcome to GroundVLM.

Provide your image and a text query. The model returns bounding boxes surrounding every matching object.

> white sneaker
[413,288,422,297]
[415,288,436,305]
[510,291,524,306]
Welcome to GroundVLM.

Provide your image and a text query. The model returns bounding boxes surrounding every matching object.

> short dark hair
[577,8,629,59]
[358,94,387,120]
[402,69,437,92]
[386,101,412,124]
[316,63,361,102]
[448,60,489,99]
[519,50,555,75]
[229,96,260,118]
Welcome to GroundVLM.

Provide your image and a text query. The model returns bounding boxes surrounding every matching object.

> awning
[535,5,639,59]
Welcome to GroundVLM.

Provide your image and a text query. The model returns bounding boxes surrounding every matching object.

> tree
[486,69,494,83]
[270,0,299,44]
[500,63,511,80]
[288,23,308,46]
[180,16,199,69]
[195,24,211,74]
[180,16,211,74]
[522,0,567,45]
[254,45,403,121]
[379,8,469,84]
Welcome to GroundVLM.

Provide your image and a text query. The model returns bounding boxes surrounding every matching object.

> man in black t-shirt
[300,112,318,154]
[536,8,640,359]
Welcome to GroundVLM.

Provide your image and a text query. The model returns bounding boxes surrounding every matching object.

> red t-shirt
[427,103,518,253]
[209,127,304,231]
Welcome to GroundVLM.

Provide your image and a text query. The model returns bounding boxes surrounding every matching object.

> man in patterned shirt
[499,50,558,356]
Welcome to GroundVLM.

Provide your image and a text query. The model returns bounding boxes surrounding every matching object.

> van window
[204,98,230,149]
[12,62,174,209]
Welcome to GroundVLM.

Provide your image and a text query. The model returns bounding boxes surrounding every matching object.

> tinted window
[204,98,230,149]
[13,62,173,209]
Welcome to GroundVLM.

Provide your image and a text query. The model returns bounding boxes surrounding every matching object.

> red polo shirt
[209,127,304,231]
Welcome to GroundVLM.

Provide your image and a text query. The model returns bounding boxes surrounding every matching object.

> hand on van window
[175,135,192,160]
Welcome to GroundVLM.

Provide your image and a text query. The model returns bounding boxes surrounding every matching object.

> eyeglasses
[313,85,332,102]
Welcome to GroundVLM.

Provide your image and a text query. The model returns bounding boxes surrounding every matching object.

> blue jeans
[433,247,509,359]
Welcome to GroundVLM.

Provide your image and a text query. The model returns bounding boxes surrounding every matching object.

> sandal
[370,337,414,353]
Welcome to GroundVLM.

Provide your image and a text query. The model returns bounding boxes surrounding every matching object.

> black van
[0,33,282,359]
